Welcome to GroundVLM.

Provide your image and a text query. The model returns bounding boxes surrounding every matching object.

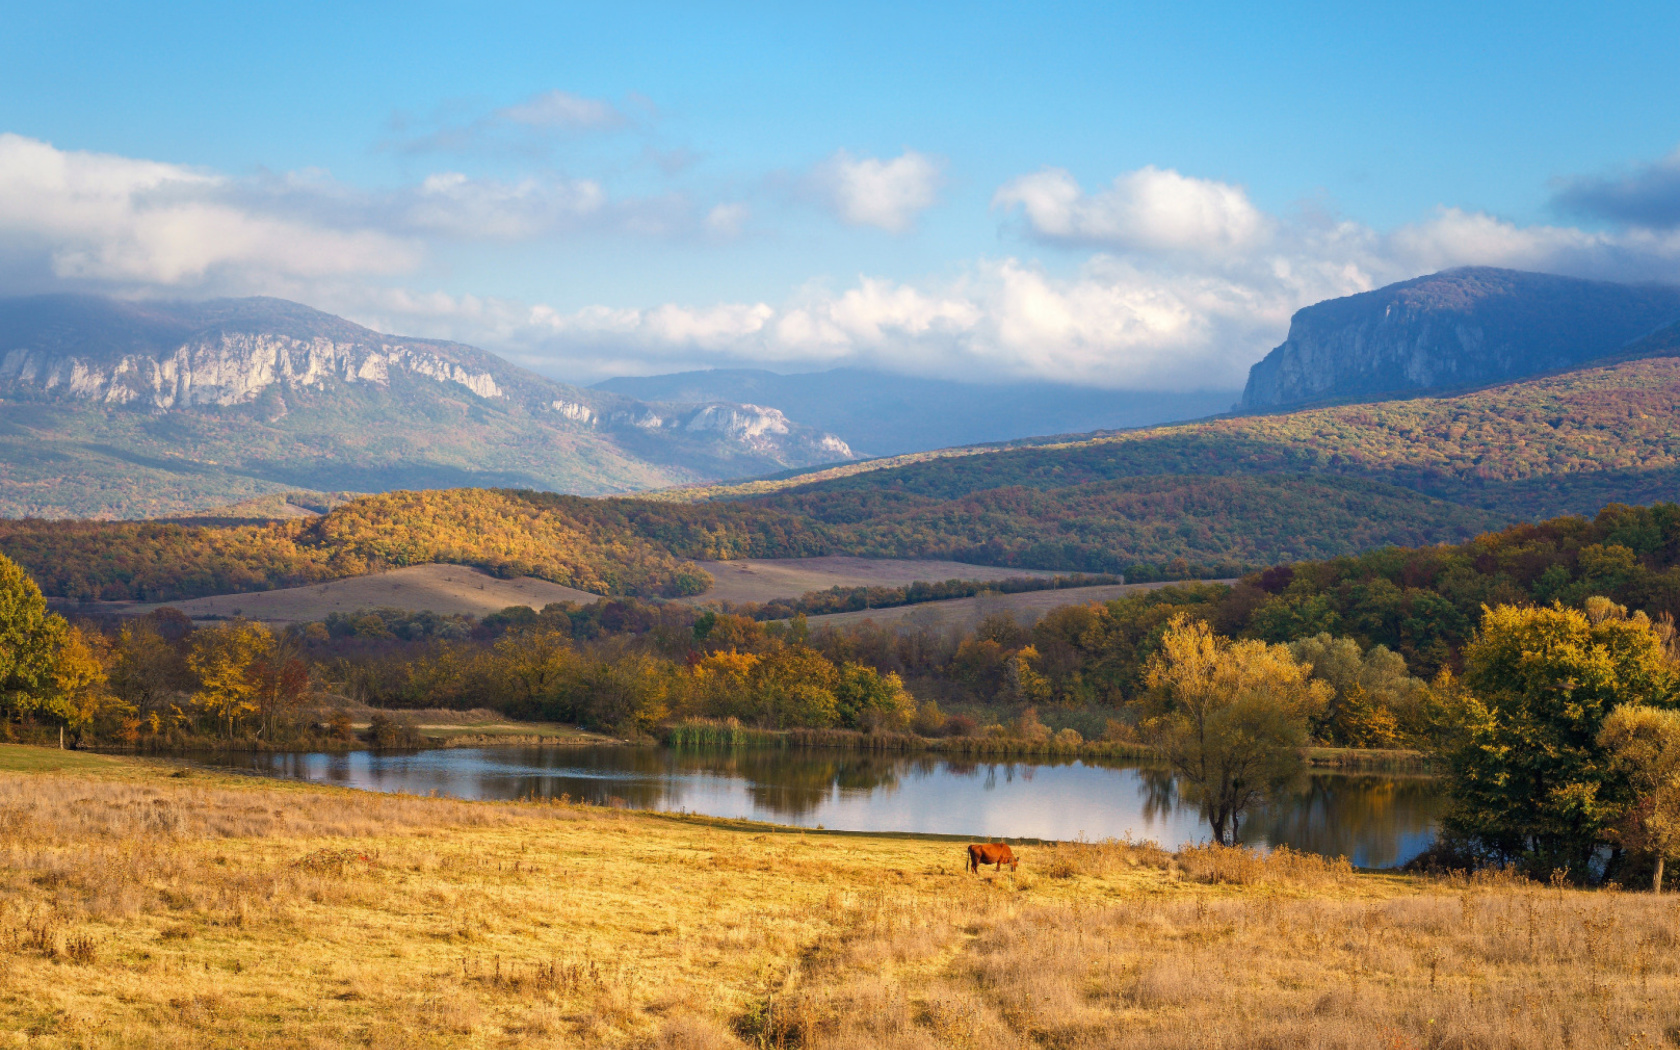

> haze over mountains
[0,295,854,518]
[596,369,1237,457]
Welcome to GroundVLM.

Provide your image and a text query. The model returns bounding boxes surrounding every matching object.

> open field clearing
[2,746,1678,1048]
[69,564,601,623]
[681,557,1061,606]
[802,580,1208,631]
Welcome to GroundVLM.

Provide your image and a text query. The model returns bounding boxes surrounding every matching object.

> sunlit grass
[1,744,1676,1048]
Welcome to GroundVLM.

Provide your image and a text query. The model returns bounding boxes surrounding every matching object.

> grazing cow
[967,842,1019,874]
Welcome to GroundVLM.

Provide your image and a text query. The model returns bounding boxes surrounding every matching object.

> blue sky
[3,1,1679,388]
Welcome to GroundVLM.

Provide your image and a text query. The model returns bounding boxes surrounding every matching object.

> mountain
[1240,267,1680,411]
[594,368,1237,456]
[0,295,854,517]
[22,349,1680,603]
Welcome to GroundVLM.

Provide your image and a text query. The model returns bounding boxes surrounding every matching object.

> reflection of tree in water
[1134,766,1180,827]
[1240,774,1447,868]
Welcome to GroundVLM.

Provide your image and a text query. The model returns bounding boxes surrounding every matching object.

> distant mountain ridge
[595,368,1237,457]
[1240,267,1680,410]
[0,294,853,518]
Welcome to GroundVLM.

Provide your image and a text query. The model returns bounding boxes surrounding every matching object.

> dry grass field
[79,565,602,624]
[3,744,1678,1049]
[680,557,1061,607]
[800,581,1202,632]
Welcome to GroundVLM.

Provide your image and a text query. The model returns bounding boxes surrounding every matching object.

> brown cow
[967,842,1019,874]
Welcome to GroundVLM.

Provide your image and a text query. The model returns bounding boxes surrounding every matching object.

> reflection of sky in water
[192,746,1445,868]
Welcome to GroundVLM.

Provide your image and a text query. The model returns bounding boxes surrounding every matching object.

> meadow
[2,745,1676,1049]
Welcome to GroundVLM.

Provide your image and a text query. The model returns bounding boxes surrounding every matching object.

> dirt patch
[82,564,601,623]
[680,556,1061,606]
[801,581,1218,631]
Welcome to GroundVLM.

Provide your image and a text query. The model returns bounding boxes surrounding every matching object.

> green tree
[1445,598,1678,877]
[1598,704,1680,892]
[1141,615,1331,845]
[0,553,71,725]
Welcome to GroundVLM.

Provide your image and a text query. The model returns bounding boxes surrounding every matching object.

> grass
[2,743,1677,1048]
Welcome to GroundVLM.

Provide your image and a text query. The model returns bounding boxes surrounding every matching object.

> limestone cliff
[1240,268,1680,411]
[0,294,854,516]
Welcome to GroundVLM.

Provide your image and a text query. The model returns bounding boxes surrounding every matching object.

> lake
[185,745,1446,868]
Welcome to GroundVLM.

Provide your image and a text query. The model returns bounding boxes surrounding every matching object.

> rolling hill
[0,294,855,517]
[12,350,1680,603]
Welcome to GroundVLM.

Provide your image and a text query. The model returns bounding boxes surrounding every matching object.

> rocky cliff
[0,294,853,517]
[1240,268,1680,411]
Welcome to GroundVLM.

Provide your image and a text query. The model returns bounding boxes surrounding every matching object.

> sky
[3,0,1680,390]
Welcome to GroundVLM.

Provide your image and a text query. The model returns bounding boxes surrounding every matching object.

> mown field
[2,746,1675,1049]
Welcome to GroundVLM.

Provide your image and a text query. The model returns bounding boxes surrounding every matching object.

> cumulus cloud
[0,133,418,289]
[994,166,1270,256]
[341,162,1680,390]
[812,149,944,232]
[1551,147,1680,230]
[0,135,734,294]
[11,133,1680,392]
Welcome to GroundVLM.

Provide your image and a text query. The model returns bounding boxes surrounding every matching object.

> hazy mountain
[0,295,854,518]
[594,368,1238,456]
[1240,267,1680,411]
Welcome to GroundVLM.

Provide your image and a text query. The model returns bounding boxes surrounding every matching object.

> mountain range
[595,368,1237,457]
[0,295,854,517]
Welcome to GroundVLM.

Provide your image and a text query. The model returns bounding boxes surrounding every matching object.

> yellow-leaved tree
[1141,615,1332,845]
[189,621,280,738]
[1599,704,1680,893]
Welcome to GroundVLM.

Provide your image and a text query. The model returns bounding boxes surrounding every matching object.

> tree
[1288,633,1422,747]
[0,552,69,724]
[833,662,915,732]
[1140,615,1331,845]
[1598,704,1680,892]
[189,621,275,738]
[1445,598,1678,877]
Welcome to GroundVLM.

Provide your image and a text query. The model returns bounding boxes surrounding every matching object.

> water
[185,745,1445,869]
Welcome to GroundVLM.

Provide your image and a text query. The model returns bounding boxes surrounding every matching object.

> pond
[184,746,1445,868]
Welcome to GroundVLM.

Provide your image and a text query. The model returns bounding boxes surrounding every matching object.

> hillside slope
[1239,267,1680,410]
[12,352,1680,601]
[0,295,853,517]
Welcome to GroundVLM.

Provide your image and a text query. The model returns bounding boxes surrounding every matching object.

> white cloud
[813,149,944,232]
[494,90,625,131]
[392,90,630,153]
[10,135,1680,393]
[0,133,418,288]
[0,135,737,293]
[993,166,1270,256]
[405,172,608,238]
[704,202,750,237]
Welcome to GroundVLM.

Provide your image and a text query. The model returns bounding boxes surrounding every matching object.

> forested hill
[1239,267,1680,410]
[9,350,1680,601]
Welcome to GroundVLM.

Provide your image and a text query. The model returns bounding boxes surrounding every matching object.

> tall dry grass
[1,751,1678,1048]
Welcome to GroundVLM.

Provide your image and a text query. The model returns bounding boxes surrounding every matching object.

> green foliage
[1598,704,1680,891]
[0,552,67,719]
[1444,600,1679,877]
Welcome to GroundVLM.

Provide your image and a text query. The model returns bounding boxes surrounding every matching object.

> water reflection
[186,745,1445,868]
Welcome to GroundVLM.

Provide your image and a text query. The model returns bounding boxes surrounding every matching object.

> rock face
[0,294,855,514]
[1240,268,1680,411]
